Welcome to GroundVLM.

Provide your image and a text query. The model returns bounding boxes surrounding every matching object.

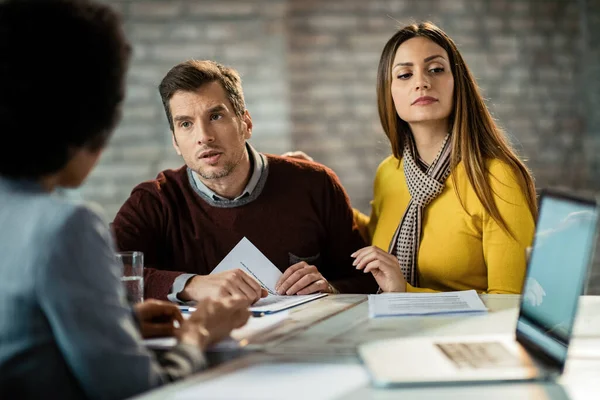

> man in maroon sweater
[113,60,378,303]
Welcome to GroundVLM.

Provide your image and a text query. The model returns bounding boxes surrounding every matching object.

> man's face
[170,81,252,180]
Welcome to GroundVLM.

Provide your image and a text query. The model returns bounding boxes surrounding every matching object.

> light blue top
[0,177,204,400]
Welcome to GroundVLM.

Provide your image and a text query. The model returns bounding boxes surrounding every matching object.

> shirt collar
[192,143,266,202]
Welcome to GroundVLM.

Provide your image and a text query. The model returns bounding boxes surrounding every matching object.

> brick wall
[91,0,600,292]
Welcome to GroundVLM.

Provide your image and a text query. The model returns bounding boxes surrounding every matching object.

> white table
[133,295,600,399]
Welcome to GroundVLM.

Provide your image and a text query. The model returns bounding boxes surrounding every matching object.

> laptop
[358,189,599,386]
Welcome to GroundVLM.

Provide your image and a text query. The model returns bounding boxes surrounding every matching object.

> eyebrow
[393,54,445,69]
[207,104,227,113]
[173,115,191,123]
[172,104,228,122]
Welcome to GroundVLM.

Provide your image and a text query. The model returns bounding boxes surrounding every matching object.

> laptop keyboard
[436,342,522,369]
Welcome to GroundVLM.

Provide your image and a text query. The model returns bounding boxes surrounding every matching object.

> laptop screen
[517,192,598,364]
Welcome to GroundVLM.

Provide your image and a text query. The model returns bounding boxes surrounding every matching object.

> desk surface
[133,295,600,400]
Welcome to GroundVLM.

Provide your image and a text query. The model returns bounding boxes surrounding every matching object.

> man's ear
[172,133,182,156]
[241,110,252,140]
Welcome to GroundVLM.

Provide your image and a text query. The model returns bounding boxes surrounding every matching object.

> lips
[197,149,223,165]
[198,150,221,159]
[412,96,438,105]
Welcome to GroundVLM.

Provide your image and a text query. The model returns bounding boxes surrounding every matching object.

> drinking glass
[116,251,144,304]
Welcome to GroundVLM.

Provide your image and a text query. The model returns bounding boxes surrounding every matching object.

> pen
[251,311,266,317]
[177,306,196,313]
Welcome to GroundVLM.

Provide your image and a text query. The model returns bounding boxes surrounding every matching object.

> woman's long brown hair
[376,21,537,235]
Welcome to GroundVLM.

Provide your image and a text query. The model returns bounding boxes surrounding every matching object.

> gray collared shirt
[168,142,268,303]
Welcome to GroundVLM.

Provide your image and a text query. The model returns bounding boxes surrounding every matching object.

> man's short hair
[0,0,130,179]
[158,60,246,131]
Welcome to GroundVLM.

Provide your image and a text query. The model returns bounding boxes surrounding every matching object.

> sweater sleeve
[37,205,205,400]
[112,188,188,301]
[352,206,379,245]
[320,169,379,294]
[482,160,535,294]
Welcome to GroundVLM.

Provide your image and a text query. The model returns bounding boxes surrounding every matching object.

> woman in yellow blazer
[350,22,537,294]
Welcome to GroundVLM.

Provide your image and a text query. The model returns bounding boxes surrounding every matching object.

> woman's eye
[397,73,412,80]
[430,67,444,74]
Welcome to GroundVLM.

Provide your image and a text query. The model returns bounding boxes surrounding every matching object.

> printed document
[368,290,487,317]
[210,237,282,294]
[210,237,327,314]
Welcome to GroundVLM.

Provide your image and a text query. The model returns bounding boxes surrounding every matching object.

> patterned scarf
[388,133,452,287]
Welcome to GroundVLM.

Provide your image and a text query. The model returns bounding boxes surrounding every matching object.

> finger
[276,262,307,289]
[260,288,269,298]
[226,295,253,309]
[351,245,378,259]
[168,306,185,325]
[296,279,328,295]
[363,259,383,274]
[225,272,258,301]
[363,259,399,275]
[237,271,263,299]
[231,307,251,328]
[234,279,262,303]
[143,322,176,338]
[355,248,396,270]
[277,265,315,295]
[353,249,381,270]
[285,272,321,295]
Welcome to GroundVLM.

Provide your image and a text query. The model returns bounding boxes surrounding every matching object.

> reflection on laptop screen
[518,194,598,363]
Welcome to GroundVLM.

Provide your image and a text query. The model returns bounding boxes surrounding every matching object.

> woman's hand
[351,246,407,293]
[177,296,251,350]
[133,299,184,338]
[281,151,314,162]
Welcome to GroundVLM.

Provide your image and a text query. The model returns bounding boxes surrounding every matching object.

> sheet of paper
[210,237,282,294]
[172,363,369,400]
[250,293,327,314]
[368,290,488,317]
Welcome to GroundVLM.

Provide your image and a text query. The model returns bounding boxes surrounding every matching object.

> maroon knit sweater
[112,155,378,300]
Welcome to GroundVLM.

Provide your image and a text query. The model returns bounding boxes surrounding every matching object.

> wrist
[178,324,210,350]
[179,275,200,302]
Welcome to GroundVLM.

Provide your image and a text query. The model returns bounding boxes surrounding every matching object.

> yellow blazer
[355,156,535,294]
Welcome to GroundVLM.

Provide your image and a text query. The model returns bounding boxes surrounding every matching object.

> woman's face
[390,37,454,128]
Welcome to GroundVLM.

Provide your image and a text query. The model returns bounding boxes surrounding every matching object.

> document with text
[211,237,282,294]
[210,237,327,314]
[368,290,487,318]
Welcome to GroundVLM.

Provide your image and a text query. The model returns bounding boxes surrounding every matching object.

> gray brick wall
[89,0,600,292]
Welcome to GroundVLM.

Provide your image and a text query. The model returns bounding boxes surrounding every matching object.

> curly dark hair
[0,0,130,179]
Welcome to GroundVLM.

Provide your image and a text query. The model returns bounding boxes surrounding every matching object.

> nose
[195,122,215,145]
[414,71,430,91]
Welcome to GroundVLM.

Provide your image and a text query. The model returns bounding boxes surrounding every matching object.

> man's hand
[281,150,314,162]
[133,299,184,339]
[177,296,251,350]
[352,246,407,293]
[179,270,268,303]
[275,262,333,295]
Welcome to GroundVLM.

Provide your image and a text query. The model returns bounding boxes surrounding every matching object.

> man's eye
[181,121,192,128]
[210,114,222,121]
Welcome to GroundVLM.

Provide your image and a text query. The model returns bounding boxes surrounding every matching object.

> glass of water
[116,251,144,304]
